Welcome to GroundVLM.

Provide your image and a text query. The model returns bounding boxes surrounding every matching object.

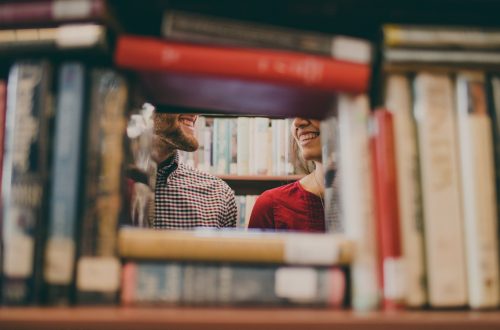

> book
[413,72,467,307]
[383,48,500,66]
[0,80,6,301]
[1,61,54,305]
[118,228,353,266]
[0,0,118,28]
[43,63,87,305]
[456,72,500,309]
[369,109,404,310]
[0,23,110,57]
[75,69,128,304]
[162,10,372,63]
[384,74,427,307]
[337,94,380,311]
[115,35,372,94]
[122,261,346,307]
[136,70,336,119]
[236,117,250,175]
[383,24,500,49]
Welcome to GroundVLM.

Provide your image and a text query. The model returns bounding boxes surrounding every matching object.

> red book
[0,0,112,27]
[114,35,371,94]
[370,109,404,310]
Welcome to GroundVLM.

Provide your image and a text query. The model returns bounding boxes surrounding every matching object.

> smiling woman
[247,118,332,232]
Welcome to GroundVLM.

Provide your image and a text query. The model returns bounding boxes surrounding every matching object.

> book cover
[413,72,467,307]
[236,117,250,175]
[115,35,371,94]
[122,261,346,307]
[119,227,353,266]
[76,69,128,304]
[1,61,54,305]
[337,94,380,311]
[384,74,427,307]
[43,62,87,305]
[369,109,404,310]
[162,10,372,63]
[456,72,500,309]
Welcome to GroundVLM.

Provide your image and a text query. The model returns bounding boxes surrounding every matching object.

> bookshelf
[1,307,500,330]
[2,0,500,329]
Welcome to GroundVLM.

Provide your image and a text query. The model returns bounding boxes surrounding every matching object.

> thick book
[0,0,116,27]
[383,48,500,66]
[383,24,500,49]
[114,35,371,94]
[122,261,346,307]
[0,23,110,57]
[1,61,54,305]
[75,69,128,304]
[119,228,353,266]
[413,72,467,308]
[162,10,372,64]
[369,109,404,310]
[43,63,87,305]
[337,94,380,311]
[384,74,427,307]
[136,70,336,119]
[456,72,500,309]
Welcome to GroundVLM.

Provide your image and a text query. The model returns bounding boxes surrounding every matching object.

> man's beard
[166,126,199,152]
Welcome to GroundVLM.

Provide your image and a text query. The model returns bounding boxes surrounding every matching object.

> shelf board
[1,307,500,330]
[217,174,303,181]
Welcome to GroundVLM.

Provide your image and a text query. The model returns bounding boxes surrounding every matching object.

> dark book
[162,10,372,64]
[75,69,128,304]
[43,62,88,305]
[122,261,347,307]
[1,61,55,305]
[0,80,6,302]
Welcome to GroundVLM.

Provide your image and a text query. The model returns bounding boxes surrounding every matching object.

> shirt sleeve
[221,185,237,227]
[248,191,275,229]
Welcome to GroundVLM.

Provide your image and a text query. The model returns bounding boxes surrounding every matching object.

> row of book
[177,116,300,176]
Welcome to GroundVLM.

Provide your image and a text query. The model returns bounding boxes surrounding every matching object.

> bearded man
[152,112,237,229]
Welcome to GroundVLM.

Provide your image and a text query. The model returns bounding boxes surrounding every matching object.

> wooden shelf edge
[1,307,500,330]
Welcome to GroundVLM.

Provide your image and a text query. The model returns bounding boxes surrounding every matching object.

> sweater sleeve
[248,191,275,229]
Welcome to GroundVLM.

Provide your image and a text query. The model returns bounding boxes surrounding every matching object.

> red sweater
[248,181,325,232]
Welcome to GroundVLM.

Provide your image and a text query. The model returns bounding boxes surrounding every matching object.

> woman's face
[292,118,322,162]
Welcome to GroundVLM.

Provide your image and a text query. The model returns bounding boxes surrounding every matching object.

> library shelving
[1,307,500,330]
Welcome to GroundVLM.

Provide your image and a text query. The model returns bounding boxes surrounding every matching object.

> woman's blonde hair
[290,136,316,175]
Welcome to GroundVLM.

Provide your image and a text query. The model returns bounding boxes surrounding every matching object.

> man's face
[153,113,199,152]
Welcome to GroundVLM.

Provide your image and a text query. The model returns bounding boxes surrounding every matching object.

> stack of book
[0,0,132,306]
[118,227,353,307]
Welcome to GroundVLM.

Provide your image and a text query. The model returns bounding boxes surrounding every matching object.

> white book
[275,119,287,175]
[413,72,467,307]
[203,117,213,173]
[236,117,250,175]
[248,118,256,175]
[195,116,206,171]
[229,118,238,175]
[456,72,500,309]
[385,74,427,307]
[254,117,270,175]
[338,94,380,311]
[245,195,259,228]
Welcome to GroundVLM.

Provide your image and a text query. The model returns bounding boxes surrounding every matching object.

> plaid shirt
[154,151,237,229]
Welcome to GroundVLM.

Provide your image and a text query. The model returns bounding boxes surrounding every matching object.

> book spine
[413,72,467,307]
[236,117,250,175]
[229,118,238,174]
[44,62,87,305]
[456,72,500,309]
[384,74,427,307]
[383,24,500,49]
[369,109,405,310]
[337,94,380,311]
[0,0,106,26]
[0,80,6,301]
[254,117,270,175]
[115,36,371,94]
[384,48,500,66]
[320,114,342,233]
[1,61,54,305]
[76,69,128,304]
[122,261,345,307]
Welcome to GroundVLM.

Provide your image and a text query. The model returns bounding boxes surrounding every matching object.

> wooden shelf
[217,174,303,195]
[1,307,500,330]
